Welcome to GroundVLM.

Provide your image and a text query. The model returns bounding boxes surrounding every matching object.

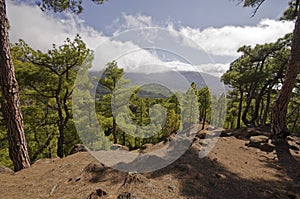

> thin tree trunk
[0,0,30,171]
[237,87,243,129]
[271,8,300,138]
[112,117,117,144]
[201,108,206,130]
[291,108,299,132]
[261,90,271,127]
[56,78,64,158]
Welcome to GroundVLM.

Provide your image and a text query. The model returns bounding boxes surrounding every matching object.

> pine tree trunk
[201,109,206,130]
[271,9,300,138]
[0,0,30,171]
[112,117,117,144]
[237,87,243,129]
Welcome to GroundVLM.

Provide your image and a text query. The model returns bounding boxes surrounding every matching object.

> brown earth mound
[0,129,299,199]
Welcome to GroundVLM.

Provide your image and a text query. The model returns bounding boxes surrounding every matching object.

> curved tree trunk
[271,8,300,138]
[0,0,30,171]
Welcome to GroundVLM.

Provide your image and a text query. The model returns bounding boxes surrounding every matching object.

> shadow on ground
[146,145,299,199]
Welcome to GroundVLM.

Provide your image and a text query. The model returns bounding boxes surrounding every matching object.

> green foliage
[37,0,105,14]
[281,0,299,21]
[197,86,212,128]
[221,33,300,131]
[0,100,12,168]
[12,35,92,159]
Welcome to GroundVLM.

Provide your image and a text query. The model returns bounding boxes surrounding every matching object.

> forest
[0,29,299,170]
[0,0,299,178]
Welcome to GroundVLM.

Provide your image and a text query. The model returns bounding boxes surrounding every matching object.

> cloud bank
[6,1,294,77]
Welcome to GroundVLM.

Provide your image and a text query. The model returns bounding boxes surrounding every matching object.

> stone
[123,172,149,186]
[88,188,107,199]
[0,165,14,174]
[260,143,275,152]
[69,144,88,155]
[215,173,227,179]
[110,144,129,151]
[168,184,177,192]
[249,135,269,144]
[196,132,206,139]
[84,162,106,173]
[289,145,299,151]
[117,192,136,199]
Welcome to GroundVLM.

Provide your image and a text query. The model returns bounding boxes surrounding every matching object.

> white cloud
[7,0,106,51]
[5,3,295,77]
[178,19,294,56]
[122,13,152,29]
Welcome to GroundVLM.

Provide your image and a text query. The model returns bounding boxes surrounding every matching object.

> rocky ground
[0,128,300,199]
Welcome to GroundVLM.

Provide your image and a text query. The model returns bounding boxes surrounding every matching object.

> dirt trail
[0,129,299,199]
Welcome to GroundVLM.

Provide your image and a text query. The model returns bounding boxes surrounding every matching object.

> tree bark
[0,0,30,171]
[271,8,300,138]
[112,117,117,144]
[237,87,243,129]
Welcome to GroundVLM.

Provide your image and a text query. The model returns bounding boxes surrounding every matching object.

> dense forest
[0,0,299,174]
[0,38,219,167]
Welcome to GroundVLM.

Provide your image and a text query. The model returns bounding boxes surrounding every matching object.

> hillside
[90,70,227,98]
[0,128,299,199]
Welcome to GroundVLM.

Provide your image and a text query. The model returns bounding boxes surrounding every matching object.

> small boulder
[123,172,149,186]
[289,145,299,151]
[87,188,107,199]
[168,184,177,192]
[117,192,136,199]
[0,165,14,175]
[247,135,269,148]
[250,135,269,143]
[215,173,227,179]
[260,143,275,153]
[69,144,88,155]
[84,162,106,173]
[110,144,129,151]
[247,135,275,152]
[196,132,206,139]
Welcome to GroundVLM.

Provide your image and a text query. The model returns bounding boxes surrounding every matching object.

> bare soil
[0,128,299,199]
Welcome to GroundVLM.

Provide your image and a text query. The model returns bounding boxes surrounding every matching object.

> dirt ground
[0,128,299,199]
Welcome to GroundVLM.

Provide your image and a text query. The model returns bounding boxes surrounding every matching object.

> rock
[139,143,154,153]
[123,172,149,186]
[168,184,177,192]
[260,143,275,152]
[164,134,176,143]
[196,132,206,139]
[287,136,295,141]
[75,177,81,182]
[0,165,14,174]
[84,162,106,173]
[220,131,231,137]
[140,143,153,150]
[215,173,227,179]
[250,135,269,144]
[110,144,129,151]
[289,145,299,151]
[239,146,249,151]
[88,188,107,199]
[247,135,273,152]
[69,144,88,155]
[117,192,136,199]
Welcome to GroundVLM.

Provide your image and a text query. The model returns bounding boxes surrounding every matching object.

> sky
[6,0,294,77]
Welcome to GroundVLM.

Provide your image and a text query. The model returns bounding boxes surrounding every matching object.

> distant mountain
[89,70,226,98]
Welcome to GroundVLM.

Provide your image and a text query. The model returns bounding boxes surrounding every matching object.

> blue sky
[80,0,289,34]
[7,0,294,76]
